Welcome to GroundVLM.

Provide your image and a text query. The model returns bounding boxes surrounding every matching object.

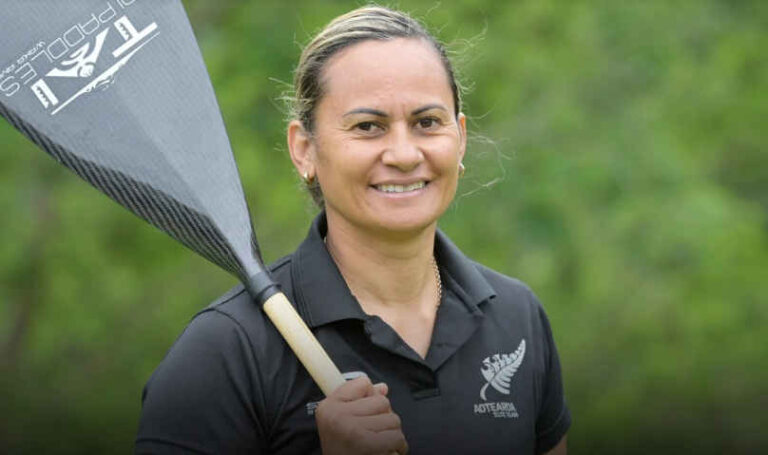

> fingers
[317,389,391,421]
[330,376,388,402]
[331,376,375,402]
[321,425,408,455]
[356,412,402,432]
[345,394,392,416]
[367,428,408,455]
[373,382,388,396]
[316,377,407,455]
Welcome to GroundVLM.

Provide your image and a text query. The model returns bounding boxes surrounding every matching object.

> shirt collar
[291,211,497,328]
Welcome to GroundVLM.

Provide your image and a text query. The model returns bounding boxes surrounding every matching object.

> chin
[367,208,443,236]
[328,191,453,237]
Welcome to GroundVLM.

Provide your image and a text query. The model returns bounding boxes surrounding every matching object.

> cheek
[430,136,462,168]
[315,141,374,186]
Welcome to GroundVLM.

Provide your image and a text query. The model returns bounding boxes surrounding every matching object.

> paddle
[0,0,345,395]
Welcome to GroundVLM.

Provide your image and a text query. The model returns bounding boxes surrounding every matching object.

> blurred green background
[1,0,766,453]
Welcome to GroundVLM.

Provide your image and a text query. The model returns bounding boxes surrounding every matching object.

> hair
[291,5,463,207]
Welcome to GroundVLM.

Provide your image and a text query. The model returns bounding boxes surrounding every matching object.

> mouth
[373,181,428,194]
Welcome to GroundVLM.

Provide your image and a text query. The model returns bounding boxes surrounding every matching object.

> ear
[457,112,467,163]
[287,120,315,178]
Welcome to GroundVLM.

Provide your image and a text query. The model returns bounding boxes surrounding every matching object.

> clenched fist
[315,376,408,455]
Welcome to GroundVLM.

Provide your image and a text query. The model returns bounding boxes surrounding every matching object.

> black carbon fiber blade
[0,1,273,297]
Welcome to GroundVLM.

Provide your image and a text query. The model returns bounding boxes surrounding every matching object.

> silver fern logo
[479,339,526,401]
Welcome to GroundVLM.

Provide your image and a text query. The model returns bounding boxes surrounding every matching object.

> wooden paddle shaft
[264,292,400,454]
[263,292,346,395]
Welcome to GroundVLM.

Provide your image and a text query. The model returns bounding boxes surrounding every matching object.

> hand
[315,376,408,455]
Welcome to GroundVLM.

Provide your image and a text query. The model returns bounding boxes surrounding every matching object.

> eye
[416,117,441,130]
[354,121,383,134]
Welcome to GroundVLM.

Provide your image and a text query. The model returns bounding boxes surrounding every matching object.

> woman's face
[294,38,466,237]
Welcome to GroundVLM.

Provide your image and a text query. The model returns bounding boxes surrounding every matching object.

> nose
[381,123,424,172]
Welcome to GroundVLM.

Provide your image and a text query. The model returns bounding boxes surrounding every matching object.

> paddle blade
[0,1,270,293]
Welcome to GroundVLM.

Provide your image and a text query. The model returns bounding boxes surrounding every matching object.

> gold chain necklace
[325,236,442,308]
[432,255,442,307]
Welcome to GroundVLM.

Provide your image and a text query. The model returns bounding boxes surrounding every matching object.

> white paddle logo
[474,339,525,419]
[0,1,159,116]
[46,29,109,79]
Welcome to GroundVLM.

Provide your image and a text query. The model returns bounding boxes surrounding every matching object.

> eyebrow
[342,104,448,118]
[411,104,448,116]
[343,108,387,118]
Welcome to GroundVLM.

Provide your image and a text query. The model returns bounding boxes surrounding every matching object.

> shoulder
[467,261,560,355]
[203,254,295,325]
[474,262,540,306]
[138,253,318,452]
[158,253,298,368]
[142,253,303,402]
[436,228,543,318]
[471,261,548,322]
[209,254,294,307]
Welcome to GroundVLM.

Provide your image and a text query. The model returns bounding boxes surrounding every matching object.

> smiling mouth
[373,181,427,193]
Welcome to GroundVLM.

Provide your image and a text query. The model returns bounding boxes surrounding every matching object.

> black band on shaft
[245,272,280,306]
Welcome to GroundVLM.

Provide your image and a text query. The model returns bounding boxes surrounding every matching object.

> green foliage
[1,0,765,452]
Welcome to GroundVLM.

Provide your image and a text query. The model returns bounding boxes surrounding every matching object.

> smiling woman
[288,37,466,238]
[136,5,570,455]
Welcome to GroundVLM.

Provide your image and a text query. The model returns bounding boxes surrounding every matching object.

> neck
[324,210,438,311]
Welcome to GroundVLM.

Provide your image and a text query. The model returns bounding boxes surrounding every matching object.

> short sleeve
[135,309,267,454]
[534,304,571,454]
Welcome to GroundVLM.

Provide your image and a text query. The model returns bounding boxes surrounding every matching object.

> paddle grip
[262,292,346,395]
[263,292,400,455]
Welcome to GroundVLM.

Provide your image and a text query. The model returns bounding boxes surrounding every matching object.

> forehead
[318,38,453,113]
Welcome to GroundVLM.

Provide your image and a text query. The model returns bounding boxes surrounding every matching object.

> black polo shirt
[136,213,571,454]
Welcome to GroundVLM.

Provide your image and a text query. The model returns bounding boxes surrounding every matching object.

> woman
[136,6,570,454]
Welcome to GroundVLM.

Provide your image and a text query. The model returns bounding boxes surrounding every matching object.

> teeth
[376,181,426,193]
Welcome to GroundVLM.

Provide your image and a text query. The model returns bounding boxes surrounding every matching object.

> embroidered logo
[474,339,526,419]
[480,339,526,400]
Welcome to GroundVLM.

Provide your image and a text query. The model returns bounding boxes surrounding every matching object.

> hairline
[308,36,460,133]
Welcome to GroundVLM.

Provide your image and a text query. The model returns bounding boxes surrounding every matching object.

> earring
[458,162,466,178]
[302,171,315,185]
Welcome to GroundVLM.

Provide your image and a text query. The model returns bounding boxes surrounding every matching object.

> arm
[135,310,267,454]
[533,300,572,455]
[544,434,567,455]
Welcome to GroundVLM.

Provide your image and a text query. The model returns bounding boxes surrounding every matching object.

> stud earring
[302,171,315,185]
[458,162,466,178]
